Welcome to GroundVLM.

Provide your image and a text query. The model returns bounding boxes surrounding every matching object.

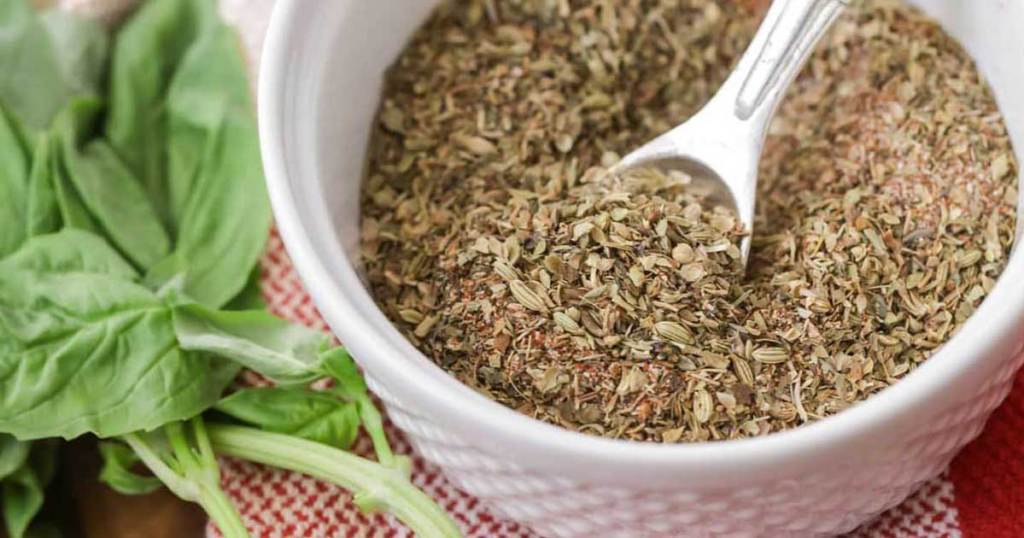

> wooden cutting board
[65,440,206,538]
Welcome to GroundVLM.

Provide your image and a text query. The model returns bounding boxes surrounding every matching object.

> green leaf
[105,0,217,222]
[0,229,137,279]
[144,24,269,307]
[1,442,57,538]
[108,0,269,307]
[0,0,106,133]
[97,442,163,495]
[0,251,238,439]
[47,134,99,235]
[24,136,60,239]
[55,99,171,269]
[0,106,31,258]
[172,302,330,385]
[39,10,109,98]
[216,388,361,449]
[2,462,43,538]
[0,230,133,361]
[320,349,396,467]
[164,19,259,228]
[224,265,266,311]
[0,435,30,482]
[320,348,370,400]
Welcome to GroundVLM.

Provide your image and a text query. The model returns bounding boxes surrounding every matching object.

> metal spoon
[614,0,848,262]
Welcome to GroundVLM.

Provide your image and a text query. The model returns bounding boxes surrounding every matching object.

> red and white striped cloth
[214,230,1022,538]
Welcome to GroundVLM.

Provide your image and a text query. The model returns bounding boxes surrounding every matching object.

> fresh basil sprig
[0,1,459,536]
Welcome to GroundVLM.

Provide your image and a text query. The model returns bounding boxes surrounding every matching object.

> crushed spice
[360,0,1019,442]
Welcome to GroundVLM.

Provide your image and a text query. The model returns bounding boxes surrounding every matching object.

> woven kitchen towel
[54,0,1024,536]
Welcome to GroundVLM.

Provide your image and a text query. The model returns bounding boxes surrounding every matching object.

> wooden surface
[65,440,206,538]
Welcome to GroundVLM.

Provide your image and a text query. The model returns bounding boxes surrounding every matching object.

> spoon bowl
[615,0,849,265]
[612,153,752,257]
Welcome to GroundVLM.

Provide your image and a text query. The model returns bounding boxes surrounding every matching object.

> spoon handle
[734,0,848,121]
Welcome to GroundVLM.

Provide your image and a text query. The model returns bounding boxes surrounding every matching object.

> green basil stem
[355,398,397,468]
[206,424,460,538]
[193,479,250,538]
[123,420,248,538]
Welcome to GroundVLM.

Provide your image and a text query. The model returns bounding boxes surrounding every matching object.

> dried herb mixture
[360,0,1019,442]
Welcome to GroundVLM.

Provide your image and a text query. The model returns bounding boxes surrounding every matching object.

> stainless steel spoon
[614,0,849,262]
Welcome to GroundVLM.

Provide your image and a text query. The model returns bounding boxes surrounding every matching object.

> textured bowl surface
[258,1,1024,536]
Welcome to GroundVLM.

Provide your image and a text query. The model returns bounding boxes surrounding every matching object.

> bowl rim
[258,0,1024,475]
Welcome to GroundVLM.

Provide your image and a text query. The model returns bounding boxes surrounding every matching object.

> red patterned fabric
[206,230,1021,538]
[949,368,1024,538]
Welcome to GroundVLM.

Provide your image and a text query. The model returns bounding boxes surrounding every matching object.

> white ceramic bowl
[259,2,1024,536]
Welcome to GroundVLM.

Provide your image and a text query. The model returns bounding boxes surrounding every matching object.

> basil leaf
[2,464,43,538]
[320,348,371,401]
[172,302,330,385]
[0,106,30,258]
[0,1,105,134]
[105,0,216,222]
[0,229,137,279]
[24,136,60,239]
[320,348,396,467]
[164,20,258,226]
[0,229,132,361]
[1,442,56,538]
[0,242,238,439]
[216,388,361,449]
[144,22,269,308]
[108,0,269,307]
[47,134,99,235]
[55,99,170,270]
[97,442,162,495]
[0,435,30,482]
[224,265,265,311]
[38,10,109,98]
